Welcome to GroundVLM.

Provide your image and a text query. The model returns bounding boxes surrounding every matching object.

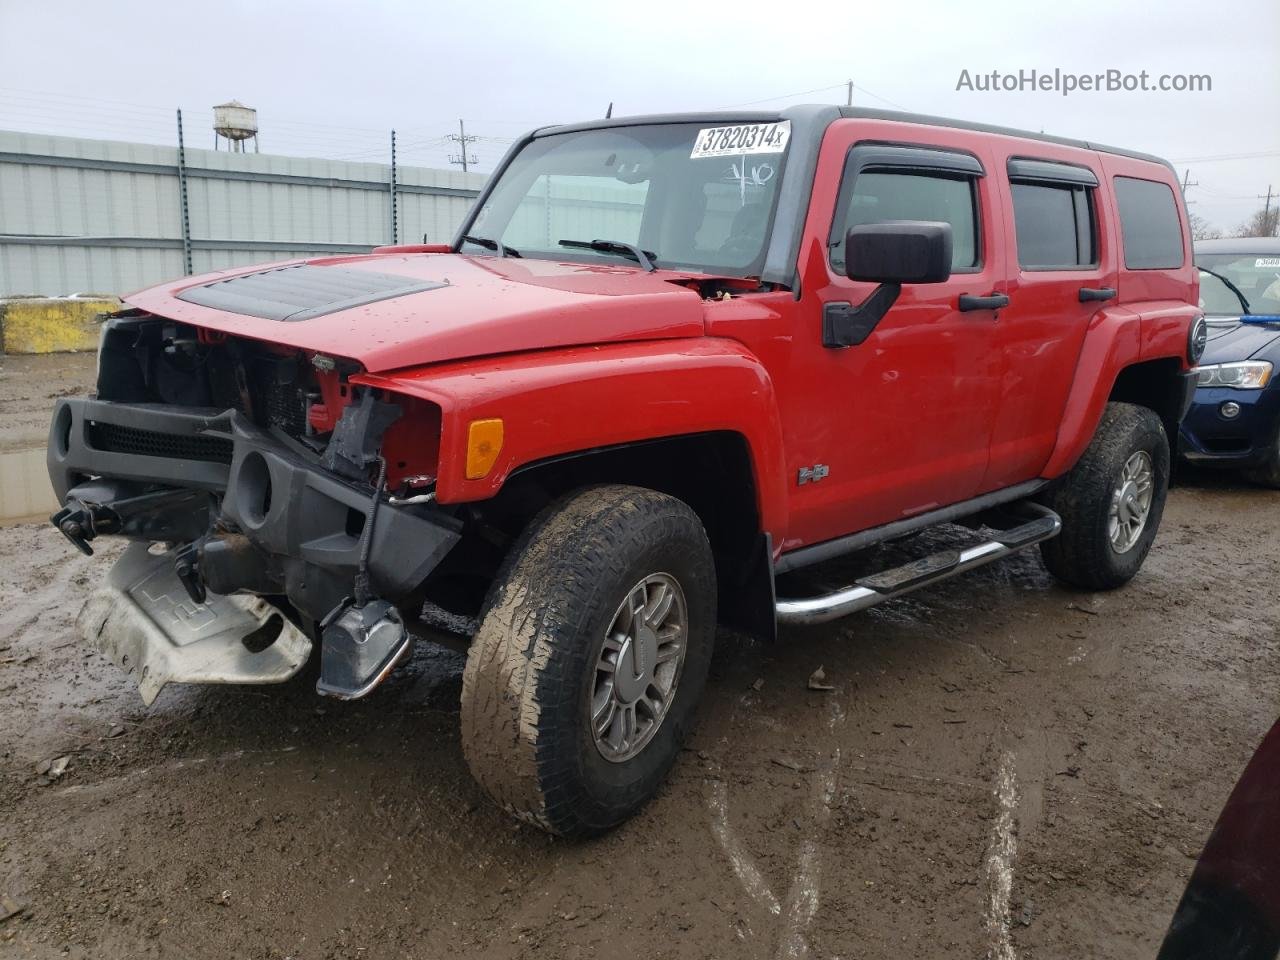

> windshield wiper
[558,238,657,273]
[1198,264,1252,315]
[460,234,521,258]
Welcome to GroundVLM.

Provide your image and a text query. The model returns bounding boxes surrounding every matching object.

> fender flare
[1042,302,1192,478]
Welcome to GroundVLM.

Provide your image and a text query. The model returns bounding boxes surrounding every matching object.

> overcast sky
[2,0,1277,232]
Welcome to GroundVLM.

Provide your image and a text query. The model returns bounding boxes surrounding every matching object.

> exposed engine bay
[47,311,463,702]
[90,309,440,483]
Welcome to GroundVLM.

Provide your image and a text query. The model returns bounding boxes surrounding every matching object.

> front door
[780,128,1007,548]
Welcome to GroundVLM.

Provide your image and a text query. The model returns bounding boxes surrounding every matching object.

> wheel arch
[1107,356,1190,443]
[1041,303,1192,478]
[499,432,777,641]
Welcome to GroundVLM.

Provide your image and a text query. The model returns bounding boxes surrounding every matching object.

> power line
[0,86,177,115]
[722,78,911,112]
[0,86,405,137]
[851,83,911,111]
[724,82,847,108]
[1188,197,1269,205]
[1193,184,1264,200]
[1170,149,1280,163]
[0,85,519,147]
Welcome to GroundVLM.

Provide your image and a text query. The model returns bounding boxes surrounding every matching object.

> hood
[1201,319,1280,366]
[123,253,708,373]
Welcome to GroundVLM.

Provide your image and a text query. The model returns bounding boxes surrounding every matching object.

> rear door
[980,150,1116,488]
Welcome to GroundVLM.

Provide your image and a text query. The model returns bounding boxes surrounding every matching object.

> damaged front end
[48,311,461,703]
[78,542,314,706]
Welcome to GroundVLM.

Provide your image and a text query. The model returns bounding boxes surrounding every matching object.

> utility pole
[846,79,853,106]
[448,119,478,173]
[1260,185,1276,235]
[389,129,398,245]
[1180,168,1198,204]
[175,109,192,276]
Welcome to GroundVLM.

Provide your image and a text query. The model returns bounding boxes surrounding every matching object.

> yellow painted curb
[0,297,119,354]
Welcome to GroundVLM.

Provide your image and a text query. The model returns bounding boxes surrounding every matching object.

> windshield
[460,121,791,276]
[1197,252,1280,315]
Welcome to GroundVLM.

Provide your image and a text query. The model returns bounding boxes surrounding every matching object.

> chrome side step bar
[775,503,1061,626]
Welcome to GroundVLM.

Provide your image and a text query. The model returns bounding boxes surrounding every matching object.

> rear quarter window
[1113,176,1184,270]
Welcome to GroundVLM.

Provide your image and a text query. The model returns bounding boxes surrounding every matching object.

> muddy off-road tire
[460,485,716,837]
[1039,402,1170,590]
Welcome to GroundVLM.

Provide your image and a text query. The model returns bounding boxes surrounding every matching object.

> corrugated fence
[0,129,488,298]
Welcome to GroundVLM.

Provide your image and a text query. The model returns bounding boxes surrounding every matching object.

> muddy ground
[1,355,1277,959]
[0,354,96,454]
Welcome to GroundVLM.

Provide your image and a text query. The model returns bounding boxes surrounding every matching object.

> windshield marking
[690,121,791,159]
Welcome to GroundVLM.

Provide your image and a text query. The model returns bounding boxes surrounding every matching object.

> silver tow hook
[316,599,410,699]
[315,457,411,699]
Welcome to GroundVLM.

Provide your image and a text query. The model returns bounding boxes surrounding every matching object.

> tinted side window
[1114,176,1184,269]
[831,170,978,272]
[1010,182,1096,269]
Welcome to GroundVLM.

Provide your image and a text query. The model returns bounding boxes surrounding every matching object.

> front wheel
[460,485,716,837]
[1040,402,1170,590]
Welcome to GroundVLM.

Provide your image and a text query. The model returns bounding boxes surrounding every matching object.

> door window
[830,170,979,273]
[1010,182,1096,269]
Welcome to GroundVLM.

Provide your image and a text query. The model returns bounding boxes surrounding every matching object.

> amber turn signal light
[465,418,504,479]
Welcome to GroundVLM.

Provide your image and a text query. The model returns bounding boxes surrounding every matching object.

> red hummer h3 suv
[48,106,1203,835]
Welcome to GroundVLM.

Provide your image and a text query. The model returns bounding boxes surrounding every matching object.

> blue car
[1180,238,1280,487]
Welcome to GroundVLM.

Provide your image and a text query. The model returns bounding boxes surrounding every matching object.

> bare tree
[1235,206,1280,238]
[1188,211,1222,241]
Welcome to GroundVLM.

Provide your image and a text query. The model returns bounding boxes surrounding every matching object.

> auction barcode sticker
[690,121,791,159]
[1256,258,1280,268]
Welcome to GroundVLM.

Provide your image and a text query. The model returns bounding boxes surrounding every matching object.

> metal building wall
[0,129,487,297]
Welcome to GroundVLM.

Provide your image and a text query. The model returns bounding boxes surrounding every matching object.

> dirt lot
[0,354,96,454]
[1,354,1277,959]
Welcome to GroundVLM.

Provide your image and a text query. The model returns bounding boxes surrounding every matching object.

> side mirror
[845,220,953,285]
[823,220,954,349]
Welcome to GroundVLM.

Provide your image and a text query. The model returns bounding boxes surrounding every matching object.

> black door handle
[958,292,1010,312]
[1078,286,1117,302]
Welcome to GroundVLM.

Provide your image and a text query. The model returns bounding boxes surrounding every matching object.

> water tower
[213,100,259,153]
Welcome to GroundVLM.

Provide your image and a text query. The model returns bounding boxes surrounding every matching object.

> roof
[1195,237,1280,254]
[459,103,1176,291]
[532,104,1173,169]
[836,107,1171,169]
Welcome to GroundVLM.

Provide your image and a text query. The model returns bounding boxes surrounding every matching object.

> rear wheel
[460,485,716,837]
[1040,402,1170,590]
